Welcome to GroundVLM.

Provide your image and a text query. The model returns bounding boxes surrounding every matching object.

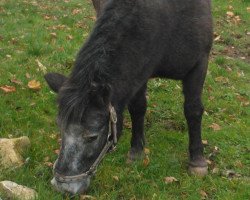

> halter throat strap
[54,104,117,183]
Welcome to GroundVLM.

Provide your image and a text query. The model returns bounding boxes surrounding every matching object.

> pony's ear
[44,73,68,93]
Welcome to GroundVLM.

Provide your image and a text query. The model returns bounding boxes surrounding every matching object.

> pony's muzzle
[51,176,91,195]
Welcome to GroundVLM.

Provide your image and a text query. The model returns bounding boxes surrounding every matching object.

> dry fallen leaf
[36,59,47,74]
[212,167,220,174]
[202,140,208,145]
[80,195,96,200]
[226,11,234,18]
[214,35,221,42]
[235,160,243,168]
[215,76,229,84]
[88,16,96,21]
[200,190,208,199]
[0,85,16,93]
[214,146,219,152]
[236,95,249,107]
[50,32,57,38]
[26,73,31,79]
[44,162,53,167]
[72,8,81,15]
[10,79,23,85]
[206,159,212,165]
[143,155,150,167]
[54,149,60,155]
[66,35,73,40]
[209,123,221,131]
[164,176,178,184]
[228,5,233,10]
[144,148,150,155]
[43,156,50,162]
[112,176,119,182]
[44,15,51,20]
[28,80,41,91]
[222,170,241,179]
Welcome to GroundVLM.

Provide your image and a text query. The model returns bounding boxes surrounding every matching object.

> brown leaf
[80,195,96,200]
[164,176,178,184]
[144,148,150,155]
[212,167,220,174]
[214,146,219,152]
[112,176,119,182]
[235,160,243,168]
[226,11,234,18]
[236,95,249,107]
[44,162,53,167]
[36,59,47,74]
[209,123,221,131]
[50,32,57,38]
[88,16,96,21]
[143,155,150,167]
[0,85,16,93]
[43,156,50,162]
[54,149,60,155]
[200,190,208,199]
[215,76,229,84]
[214,35,221,42]
[26,73,31,79]
[228,5,233,10]
[10,79,23,85]
[206,159,212,165]
[222,170,241,178]
[66,35,73,40]
[28,80,41,91]
[44,15,51,20]
[208,96,215,101]
[72,9,81,15]
[202,140,208,145]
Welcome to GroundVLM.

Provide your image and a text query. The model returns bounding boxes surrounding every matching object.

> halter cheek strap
[53,104,118,183]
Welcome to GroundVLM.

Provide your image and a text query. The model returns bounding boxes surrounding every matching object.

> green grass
[0,0,250,199]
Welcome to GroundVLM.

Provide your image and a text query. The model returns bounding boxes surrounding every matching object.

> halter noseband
[53,104,117,183]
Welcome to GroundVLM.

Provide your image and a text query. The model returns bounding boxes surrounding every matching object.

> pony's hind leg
[127,84,147,162]
[182,56,209,176]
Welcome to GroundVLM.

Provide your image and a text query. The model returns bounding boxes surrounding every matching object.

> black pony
[45,0,213,195]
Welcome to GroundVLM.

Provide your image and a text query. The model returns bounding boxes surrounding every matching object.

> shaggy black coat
[46,0,213,194]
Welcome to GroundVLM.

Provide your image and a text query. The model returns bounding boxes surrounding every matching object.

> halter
[53,104,117,183]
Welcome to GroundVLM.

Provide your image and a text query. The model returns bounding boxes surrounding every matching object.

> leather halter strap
[53,104,117,183]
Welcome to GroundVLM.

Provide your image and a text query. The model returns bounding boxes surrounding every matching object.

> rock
[0,137,30,170]
[0,181,37,200]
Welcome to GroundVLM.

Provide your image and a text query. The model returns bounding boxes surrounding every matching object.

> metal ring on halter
[53,104,118,183]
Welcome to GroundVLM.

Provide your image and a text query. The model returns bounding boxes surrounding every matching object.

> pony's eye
[83,134,98,143]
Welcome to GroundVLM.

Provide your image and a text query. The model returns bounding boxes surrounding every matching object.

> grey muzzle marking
[53,104,118,183]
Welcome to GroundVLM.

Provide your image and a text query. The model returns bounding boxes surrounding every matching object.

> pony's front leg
[183,56,209,176]
[127,84,147,162]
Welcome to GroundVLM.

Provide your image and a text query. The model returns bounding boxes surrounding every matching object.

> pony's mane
[57,1,136,128]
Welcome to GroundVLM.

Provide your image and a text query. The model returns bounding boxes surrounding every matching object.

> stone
[0,137,30,170]
[0,181,37,200]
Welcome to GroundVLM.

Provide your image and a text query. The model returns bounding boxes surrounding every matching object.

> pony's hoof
[188,158,208,176]
[188,165,208,177]
[126,148,144,164]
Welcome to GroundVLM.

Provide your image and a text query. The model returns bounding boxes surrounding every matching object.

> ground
[0,0,249,199]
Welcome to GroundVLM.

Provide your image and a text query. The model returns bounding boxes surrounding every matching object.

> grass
[0,0,249,199]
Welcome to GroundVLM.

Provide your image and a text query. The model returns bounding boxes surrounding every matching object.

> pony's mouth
[51,176,91,195]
